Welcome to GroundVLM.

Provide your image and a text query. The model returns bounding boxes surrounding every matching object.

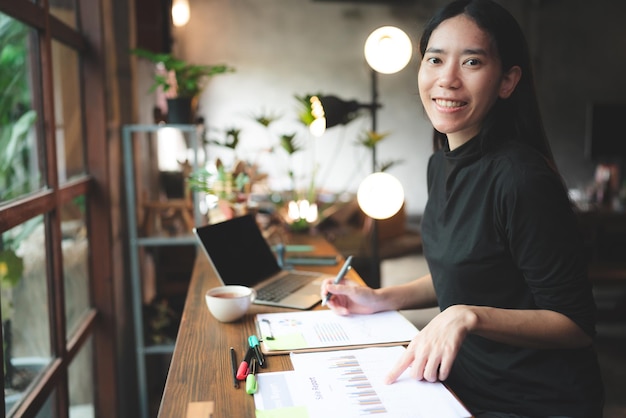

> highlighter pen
[245,357,258,395]
[248,335,266,368]
[321,255,353,307]
[236,346,254,381]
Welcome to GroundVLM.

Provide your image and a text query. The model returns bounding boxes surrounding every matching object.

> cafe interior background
[134,0,626,415]
[1,0,625,416]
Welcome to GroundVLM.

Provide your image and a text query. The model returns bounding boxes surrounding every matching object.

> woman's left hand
[384,305,476,384]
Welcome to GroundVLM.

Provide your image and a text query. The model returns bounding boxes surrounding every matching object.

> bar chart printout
[253,346,471,417]
[323,353,387,415]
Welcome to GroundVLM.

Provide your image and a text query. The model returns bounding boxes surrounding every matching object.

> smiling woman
[320,1,605,417]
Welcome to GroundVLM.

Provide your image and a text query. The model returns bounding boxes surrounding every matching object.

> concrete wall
[531,0,626,192]
[136,0,626,216]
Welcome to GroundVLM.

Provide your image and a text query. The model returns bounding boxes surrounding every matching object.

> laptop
[193,214,331,309]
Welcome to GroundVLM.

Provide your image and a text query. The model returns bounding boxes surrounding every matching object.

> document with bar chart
[253,346,471,417]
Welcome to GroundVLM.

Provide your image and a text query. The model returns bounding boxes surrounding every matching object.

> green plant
[206,128,242,152]
[188,163,250,202]
[0,14,38,203]
[294,94,322,127]
[131,48,235,98]
[0,216,40,384]
[357,130,403,172]
[0,249,23,322]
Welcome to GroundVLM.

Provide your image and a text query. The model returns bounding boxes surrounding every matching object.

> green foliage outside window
[0,13,37,203]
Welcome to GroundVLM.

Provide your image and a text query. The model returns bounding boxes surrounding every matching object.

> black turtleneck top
[421,137,604,417]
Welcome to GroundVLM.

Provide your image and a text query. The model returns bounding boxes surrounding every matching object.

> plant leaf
[0,249,23,288]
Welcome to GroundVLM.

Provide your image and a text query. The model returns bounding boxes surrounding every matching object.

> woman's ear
[499,66,522,99]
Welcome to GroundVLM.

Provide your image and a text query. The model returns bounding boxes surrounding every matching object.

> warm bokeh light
[357,172,405,219]
[309,95,326,137]
[364,26,412,74]
[288,200,319,223]
[309,118,326,137]
[172,0,190,27]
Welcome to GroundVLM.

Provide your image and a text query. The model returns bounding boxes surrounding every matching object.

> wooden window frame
[0,0,117,416]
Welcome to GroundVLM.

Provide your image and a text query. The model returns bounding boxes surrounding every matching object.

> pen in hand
[321,255,353,307]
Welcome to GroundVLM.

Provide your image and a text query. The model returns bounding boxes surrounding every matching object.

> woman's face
[418,15,520,149]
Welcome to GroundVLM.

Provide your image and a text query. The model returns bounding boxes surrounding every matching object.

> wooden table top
[157,232,363,418]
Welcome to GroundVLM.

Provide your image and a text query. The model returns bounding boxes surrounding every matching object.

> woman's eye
[464,58,481,66]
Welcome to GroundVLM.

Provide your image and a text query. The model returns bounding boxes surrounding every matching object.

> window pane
[34,389,55,418]
[50,0,78,29]
[63,195,91,337]
[0,13,43,204]
[52,40,86,182]
[1,216,53,414]
[69,336,95,418]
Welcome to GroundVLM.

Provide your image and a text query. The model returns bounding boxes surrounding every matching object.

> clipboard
[255,310,419,355]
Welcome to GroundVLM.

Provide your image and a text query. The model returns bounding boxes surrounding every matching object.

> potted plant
[131,48,235,124]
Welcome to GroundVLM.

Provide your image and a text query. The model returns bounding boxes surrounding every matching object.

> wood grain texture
[158,234,359,417]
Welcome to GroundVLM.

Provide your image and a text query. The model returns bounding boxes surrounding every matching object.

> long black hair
[420,0,556,168]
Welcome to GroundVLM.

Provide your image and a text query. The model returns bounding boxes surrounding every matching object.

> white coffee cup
[205,285,257,323]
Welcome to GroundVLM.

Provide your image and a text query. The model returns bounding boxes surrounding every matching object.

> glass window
[63,195,91,337]
[52,39,86,183]
[1,215,53,415]
[50,0,78,29]
[34,390,55,418]
[0,0,116,414]
[0,13,43,204]
[69,336,95,418]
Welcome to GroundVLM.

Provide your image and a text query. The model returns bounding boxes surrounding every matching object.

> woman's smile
[433,98,467,111]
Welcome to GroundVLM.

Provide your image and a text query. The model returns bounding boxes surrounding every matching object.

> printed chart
[254,346,471,418]
[326,353,387,415]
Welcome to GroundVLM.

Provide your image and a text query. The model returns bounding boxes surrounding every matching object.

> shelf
[123,124,203,418]
[143,344,176,355]
[136,235,198,246]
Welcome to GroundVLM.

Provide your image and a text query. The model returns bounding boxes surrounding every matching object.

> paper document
[256,310,419,354]
[253,346,471,417]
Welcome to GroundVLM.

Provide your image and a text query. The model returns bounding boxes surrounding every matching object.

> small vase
[166,97,194,124]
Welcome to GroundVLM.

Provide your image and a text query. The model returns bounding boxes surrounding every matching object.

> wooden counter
[157,233,362,417]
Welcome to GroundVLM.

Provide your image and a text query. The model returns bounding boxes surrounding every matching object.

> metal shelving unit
[122,124,202,418]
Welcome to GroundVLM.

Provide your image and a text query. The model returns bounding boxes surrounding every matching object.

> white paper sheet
[254,346,472,418]
[256,310,419,352]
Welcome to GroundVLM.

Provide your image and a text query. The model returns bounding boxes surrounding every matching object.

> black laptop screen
[194,214,282,286]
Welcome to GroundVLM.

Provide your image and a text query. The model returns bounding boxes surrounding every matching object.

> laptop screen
[194,214,282,287]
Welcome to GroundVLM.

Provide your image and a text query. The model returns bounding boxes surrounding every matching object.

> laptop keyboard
[257,273,317,302]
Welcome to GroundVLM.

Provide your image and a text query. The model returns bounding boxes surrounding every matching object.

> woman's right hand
[320,277,381,315]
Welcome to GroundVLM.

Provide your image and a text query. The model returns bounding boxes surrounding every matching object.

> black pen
[229,347,239,389]
[322,255,353,306]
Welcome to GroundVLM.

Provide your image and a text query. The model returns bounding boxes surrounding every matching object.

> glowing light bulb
[288,201,300,220]
[364,26,412,74]
[172,0,190,27]
[309,96,326,137]
[357,172,404,219]
[305,203,318,223]
[309,117,326,137]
